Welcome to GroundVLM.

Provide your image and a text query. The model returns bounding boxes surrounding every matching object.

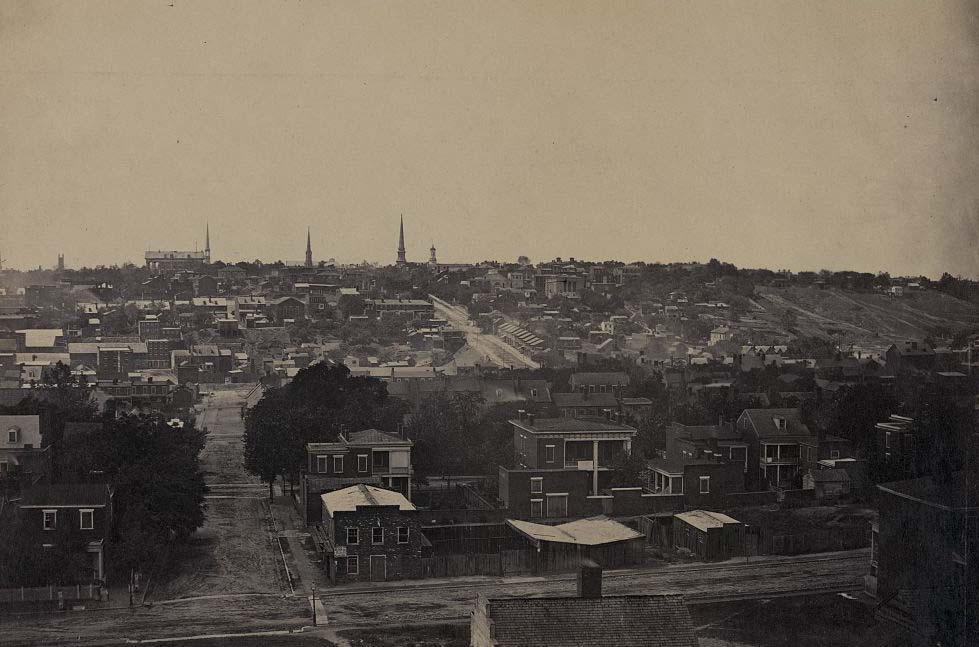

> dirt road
[430,295,539,369]
[319,549,868,628]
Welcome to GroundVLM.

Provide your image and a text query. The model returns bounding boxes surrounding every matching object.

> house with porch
[301,428,413,524]
[737,408,813,490]
[498,413,639,519]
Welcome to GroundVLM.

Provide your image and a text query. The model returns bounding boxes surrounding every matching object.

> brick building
[498,414,639,519]
[301,429,413,524]
[320,484,426,584]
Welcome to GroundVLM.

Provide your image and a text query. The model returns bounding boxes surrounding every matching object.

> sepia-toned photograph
[1,2,977,645]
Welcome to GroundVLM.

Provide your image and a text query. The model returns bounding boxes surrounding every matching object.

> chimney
[517,409,526,421]
[577,560,603,598]
[527,412,535,426]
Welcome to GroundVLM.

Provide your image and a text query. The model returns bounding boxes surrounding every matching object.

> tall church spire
[396,215,407,265]
[205,222,211,263]
[305,227,313,268]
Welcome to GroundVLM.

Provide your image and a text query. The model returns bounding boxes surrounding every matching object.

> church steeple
[396,215,407,265]
[305,227,313,268]
[429,242,437,266]
[205,222,211,263]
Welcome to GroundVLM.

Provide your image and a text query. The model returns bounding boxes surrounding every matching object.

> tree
[244,387,293,500]
[244,364,408,489]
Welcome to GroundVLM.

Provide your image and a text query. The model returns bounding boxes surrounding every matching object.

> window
[830,450,840,459]
[885,432,891,449]
[333,455,344,473]
[346,527,359,545]
[357,455,368,473]
[346,556,358,575]
[0,461,7,474]
[7,427,19,443]
[316,455,328,473]
[80,509,94,530]
[699,476,710,494]
[43,510,57,531]
[397,527,409,544]
[530,388,538,398]
[530,477,543,494]
[372,527,384,545]
[545,445,555,464]
[530,499,543,518]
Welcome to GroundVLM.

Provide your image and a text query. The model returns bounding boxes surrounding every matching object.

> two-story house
[498,413,638,519]
[737,408,813,489]
[18,483,113,583]
[320,484,426,584]
[301,429,413,524]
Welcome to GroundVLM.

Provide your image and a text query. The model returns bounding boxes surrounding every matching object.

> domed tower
[429,243,437,266]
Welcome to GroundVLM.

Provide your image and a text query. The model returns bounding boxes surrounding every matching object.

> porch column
[592,440,599,496]
[623,438,632,456]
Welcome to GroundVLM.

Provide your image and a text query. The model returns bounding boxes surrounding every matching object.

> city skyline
[3,1,978,276]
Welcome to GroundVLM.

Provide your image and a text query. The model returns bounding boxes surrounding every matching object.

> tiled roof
[484,594,697,647]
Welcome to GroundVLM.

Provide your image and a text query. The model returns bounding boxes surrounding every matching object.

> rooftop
[510,416,636,434]
[320,484,416,514]
[507,516,642,546]
[675,509,741,532]
[481,594,697,647]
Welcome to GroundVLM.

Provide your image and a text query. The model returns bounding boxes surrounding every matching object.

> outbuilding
[673,510,744,561]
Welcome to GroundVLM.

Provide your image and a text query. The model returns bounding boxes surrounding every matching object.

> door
[369,555,386,582]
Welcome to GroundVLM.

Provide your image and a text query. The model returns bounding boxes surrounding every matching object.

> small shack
[673,510,744,561]
[803,469,851,499]
[506,515,644,571]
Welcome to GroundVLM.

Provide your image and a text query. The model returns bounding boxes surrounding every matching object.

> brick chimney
[527,412,535,426]
[577,560,602,598]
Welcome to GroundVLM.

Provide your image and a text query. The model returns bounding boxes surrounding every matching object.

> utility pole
[311,584,317,626]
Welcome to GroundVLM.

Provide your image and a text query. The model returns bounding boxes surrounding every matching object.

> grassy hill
[754,286,979,343]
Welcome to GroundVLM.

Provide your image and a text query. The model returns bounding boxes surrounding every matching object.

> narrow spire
[305,227,313,268]
[396,214,407,265]
[205,222,210,252]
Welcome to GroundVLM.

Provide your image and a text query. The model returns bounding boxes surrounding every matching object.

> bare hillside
[754,286,979,342]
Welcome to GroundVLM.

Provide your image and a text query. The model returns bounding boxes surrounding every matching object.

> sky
[2,1,979,277]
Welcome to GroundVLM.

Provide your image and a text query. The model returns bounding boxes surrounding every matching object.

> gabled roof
[739,408,811,439]
[482,594,697,647]
[507,516,642,546]
[320,484,415,514]
[346,428,412,447]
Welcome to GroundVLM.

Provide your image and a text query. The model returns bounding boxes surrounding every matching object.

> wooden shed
[506,515,645,571]
[673,510,745,561]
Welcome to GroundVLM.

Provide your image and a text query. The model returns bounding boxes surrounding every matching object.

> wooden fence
[0,584,100,604]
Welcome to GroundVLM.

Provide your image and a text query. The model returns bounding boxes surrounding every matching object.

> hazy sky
[2,1,978,277]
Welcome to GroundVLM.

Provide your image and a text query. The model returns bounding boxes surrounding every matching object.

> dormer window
[7,427,19,444]
[773,417,787,430]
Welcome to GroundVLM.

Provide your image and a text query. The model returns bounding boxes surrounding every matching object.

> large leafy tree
[59,416,208,575]
[244,364,408,492]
